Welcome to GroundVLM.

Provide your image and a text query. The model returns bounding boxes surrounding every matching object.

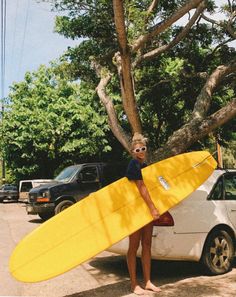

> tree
[50,0,236,160]
[1,64,110,181]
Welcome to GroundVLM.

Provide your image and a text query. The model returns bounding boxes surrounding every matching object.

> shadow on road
[88,254,204,284]
[63,255,236,297]
[63,280,131,297]
[28,218,44,224]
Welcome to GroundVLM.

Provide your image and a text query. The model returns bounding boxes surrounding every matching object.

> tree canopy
[2,0,236,183]
[49,0,236,161]
[1,64,111,181]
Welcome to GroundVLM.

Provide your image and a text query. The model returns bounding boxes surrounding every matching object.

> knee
[141,238,151,250]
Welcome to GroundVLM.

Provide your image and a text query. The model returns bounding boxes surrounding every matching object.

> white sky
[4,0,78,97]
[2,0,235,98]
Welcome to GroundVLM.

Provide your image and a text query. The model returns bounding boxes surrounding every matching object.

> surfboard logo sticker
[158,176,170,190]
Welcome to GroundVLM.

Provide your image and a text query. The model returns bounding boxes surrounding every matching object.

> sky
[1,0,235,99]
[2,0,78,98]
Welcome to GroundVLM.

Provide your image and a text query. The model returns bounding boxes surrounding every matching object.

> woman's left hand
[151,207,160,220]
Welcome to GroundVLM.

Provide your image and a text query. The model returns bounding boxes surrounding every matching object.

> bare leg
[127,230,146,295]
[141,223,162,293]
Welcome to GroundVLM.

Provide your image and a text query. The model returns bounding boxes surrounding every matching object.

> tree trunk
[113,0,142,134]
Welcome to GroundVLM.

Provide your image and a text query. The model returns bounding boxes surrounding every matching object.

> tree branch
[192,61,236,120]
[134,2,205,66]
[144,0,160,25]
[199,98,236,132]
[131,0,204,53]
[209,37,234,55]
[154,99,236,160]
[202,11,236,39]
[201,13,219,26]
[226,22,236,39]
[93,63,130,152]
[147,0,159,15]
[182,71,209,80]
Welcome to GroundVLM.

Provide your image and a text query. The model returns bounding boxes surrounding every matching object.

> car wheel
[55,200,74,214]
[202,229,235,275]
[38,212,54,221]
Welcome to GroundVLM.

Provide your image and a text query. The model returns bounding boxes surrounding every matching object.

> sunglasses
[133,146,147,153]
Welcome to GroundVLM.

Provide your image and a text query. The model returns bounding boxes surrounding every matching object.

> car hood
[29,181,63,193]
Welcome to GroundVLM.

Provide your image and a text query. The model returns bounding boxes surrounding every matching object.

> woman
[126,133,161,295]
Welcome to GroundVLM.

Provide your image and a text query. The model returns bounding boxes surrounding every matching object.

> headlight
[36,190,50,202]
[42,190,50,198]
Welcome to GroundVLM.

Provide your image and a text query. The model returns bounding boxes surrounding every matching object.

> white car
[108,169,236,275]
[18,179,53,203]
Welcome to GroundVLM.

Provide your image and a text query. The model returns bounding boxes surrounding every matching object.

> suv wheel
[38,212,54,221]
[202,229,235,275]
[55,200,74,214]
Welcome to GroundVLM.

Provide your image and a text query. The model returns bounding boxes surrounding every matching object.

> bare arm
[134,180,160,220]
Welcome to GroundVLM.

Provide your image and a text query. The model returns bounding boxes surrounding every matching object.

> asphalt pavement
[0,202,236,297]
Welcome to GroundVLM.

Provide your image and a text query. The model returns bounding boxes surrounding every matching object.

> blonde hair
[131,132,148,149]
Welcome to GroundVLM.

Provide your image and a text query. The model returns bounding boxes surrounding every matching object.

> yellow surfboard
[9,151,217,283]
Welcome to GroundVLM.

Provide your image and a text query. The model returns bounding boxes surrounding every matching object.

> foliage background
[1,0,236,183]
[1,64,124,182]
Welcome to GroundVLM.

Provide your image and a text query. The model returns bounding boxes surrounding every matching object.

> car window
[55,165,81,182]
[9,186,17,191]
[208,177,223,200]
[79,167,98,182]
[2,185,17,191]
[4,185,12,191]
[224,174,236,200]
[20,182,33,192]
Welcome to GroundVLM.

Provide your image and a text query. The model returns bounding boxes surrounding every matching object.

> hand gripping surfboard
[9,151,217,282]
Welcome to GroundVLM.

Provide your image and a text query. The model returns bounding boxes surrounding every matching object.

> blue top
[126,159,147,180]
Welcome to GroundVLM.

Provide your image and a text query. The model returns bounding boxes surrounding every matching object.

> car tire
[201,229,235,275]
[55,200,74,214]
[38,212,54,221]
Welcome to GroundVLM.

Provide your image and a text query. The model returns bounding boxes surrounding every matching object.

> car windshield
[55,165,81,182]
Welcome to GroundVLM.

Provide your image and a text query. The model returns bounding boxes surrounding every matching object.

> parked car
[18,179,53,203]
[108,169,236,276]
[0,184,19,202]
[26,162,126,220]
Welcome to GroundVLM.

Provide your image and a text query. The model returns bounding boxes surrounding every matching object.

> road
[0,202,236,297]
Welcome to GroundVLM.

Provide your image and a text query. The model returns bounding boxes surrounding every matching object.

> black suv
[0,184,19,203]
[26,162,126,220]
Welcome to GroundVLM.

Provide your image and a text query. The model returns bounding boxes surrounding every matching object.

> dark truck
[0,184,19,203]
[26,162,126,220]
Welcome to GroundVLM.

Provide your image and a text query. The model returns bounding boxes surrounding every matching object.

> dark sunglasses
[133,146,147,153]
